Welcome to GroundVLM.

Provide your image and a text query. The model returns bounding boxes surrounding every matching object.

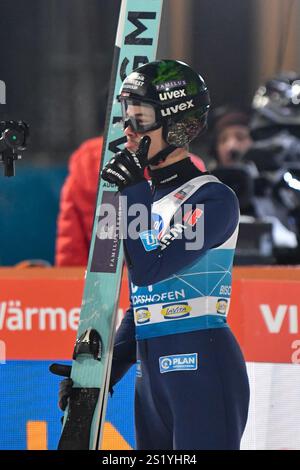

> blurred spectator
[55,136,103,266]
[55,137,206,267]
[209,107,257,216]
[209,99,300,261]
[209,107,253,167]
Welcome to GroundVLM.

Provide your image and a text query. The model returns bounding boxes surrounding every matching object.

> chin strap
[146,145,177,167]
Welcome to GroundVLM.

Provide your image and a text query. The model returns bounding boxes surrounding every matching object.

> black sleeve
[110,303,136,389]
[121,180,239,286]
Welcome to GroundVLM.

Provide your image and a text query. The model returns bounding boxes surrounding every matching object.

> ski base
[58,388,100,450]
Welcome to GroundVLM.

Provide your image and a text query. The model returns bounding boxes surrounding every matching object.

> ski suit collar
[149,156,207,188]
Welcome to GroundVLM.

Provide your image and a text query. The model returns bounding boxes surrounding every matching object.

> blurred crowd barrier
[0,266,300,449]
[0,166,67,266]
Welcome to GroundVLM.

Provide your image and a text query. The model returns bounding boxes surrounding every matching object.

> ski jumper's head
[118,59,210,167]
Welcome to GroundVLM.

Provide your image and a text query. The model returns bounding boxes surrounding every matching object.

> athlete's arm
[110,302,136,388]
[121,180,239,286]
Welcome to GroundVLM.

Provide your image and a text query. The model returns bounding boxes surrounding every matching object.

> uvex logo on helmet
[161,100,195,117]
[158,89,186,101]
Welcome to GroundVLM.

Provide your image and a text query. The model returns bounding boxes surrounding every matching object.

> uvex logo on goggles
[161,100,194,117]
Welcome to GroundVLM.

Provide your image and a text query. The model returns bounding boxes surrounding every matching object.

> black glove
[101,136,151,191]
[50,363,115,412]
[49,363,73,411]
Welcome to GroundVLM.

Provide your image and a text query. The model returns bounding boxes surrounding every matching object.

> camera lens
[3,128,23,148]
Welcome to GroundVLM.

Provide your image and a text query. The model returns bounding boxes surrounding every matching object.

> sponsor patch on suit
[159,353,198,373]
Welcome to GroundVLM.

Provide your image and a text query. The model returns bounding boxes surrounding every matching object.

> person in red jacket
[55,136,205,266]
[55,136,103,266]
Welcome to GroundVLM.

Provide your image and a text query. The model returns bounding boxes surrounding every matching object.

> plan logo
[0,80,6,104]
[159,353,198,373]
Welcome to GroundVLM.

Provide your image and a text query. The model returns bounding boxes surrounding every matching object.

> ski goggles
[120,99,162,133]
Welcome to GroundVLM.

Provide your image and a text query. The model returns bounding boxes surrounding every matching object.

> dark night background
[1,0,298,164]
[0,0,299,264]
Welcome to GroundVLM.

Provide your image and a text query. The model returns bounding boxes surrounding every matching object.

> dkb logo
[0,80,6,104]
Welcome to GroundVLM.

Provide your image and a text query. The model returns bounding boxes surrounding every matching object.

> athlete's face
[122,102,168,159]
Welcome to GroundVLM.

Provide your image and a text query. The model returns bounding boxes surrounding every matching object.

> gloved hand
[49,363,73,411]
[101,136,151,191]
[50,363,115,412]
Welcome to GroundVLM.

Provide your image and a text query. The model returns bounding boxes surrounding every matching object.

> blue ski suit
[110,158,249,450]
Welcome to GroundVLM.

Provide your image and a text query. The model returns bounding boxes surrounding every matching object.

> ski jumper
[110,158,250,450]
